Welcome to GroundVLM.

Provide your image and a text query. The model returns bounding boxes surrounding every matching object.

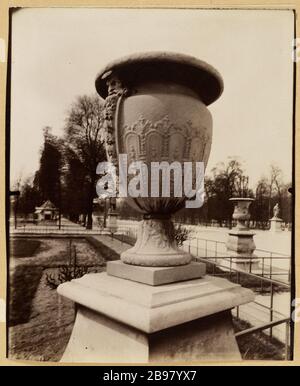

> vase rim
[95,51,223,106]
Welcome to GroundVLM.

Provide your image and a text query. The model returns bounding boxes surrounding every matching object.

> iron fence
[116,225,292,360]
[182,236,292,359]
[184,237,291,284]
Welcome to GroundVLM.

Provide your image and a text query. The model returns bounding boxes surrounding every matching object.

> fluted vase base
[120,218,192,267]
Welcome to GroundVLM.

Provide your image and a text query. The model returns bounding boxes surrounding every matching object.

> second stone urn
[230,198,254,231]
[96,52,223,266]
[226,198,259,271]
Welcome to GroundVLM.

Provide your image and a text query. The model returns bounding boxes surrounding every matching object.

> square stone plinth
[57,273,255,363]
[58,273,254,334]
[61,306,241,363]
[107,260,206,285]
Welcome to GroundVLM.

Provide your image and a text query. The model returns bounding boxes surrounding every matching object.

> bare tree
[268,165,284,218]
[64,95,106,229]
[209,157,250,225]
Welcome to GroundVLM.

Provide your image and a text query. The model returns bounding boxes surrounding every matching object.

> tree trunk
[86,212,93,230]
[14,198,19,230]
[103,198,107,228]
[86,180,95,230]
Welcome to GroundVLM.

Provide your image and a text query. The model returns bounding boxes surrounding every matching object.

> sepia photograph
[6,7,296,364]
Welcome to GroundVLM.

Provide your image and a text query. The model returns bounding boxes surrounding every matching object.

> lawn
[8,264,44,326]
[233,318,286,360]
[8,237,105,361]
[10,239,41,257]
[85,236,120,261]
[8,268,76,361]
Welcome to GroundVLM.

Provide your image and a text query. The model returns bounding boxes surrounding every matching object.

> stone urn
[226,197,258,269]
[96,52,223,266]
[230,197,254,231]
[56,53,256,364]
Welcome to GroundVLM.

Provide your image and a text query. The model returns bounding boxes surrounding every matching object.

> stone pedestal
[225,198,260,272]
[57,267,255,363]
[269,217,283,232]
[225,230,260,272]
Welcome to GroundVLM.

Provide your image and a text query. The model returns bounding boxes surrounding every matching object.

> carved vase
[226,197,257,260]
[230,198,254,231]
[96,52,223,266]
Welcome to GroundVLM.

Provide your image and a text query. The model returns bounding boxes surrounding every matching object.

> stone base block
[61,306,241,363]
[226,231,256,257]
[58,273,255,363]
[107,260,206,285]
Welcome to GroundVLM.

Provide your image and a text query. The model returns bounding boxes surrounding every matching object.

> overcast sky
[10,8,294,188]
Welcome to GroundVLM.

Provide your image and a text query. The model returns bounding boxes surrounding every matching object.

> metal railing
[234,317,291,360]
[184,236,291,285]
[182,236,292,359]
[10,224,105,235]
[116,225,292,360]
[175,219,292,231]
